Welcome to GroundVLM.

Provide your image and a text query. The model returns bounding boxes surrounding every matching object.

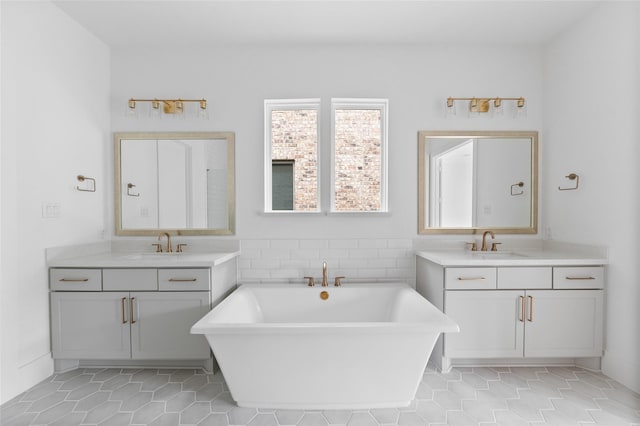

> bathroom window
[264,99,320,212]
[331,98,388,212]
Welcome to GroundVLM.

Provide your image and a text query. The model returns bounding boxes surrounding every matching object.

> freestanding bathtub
[191,283,459,409]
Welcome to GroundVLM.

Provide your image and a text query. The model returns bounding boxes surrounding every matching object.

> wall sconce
[126,98,209,119]
[446,97,526,118]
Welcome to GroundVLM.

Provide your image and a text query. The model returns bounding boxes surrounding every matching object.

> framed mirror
[115,132,235,236]
[418,131,537,234]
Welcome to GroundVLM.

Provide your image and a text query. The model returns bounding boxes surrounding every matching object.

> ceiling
[52,0,602,48]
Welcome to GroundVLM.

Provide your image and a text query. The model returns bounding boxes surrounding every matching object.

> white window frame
[264,99,321,213]
[330,98,389,213]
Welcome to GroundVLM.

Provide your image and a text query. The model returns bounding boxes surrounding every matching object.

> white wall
[110,45,542,284]
[0,1,110,403]
[543,2,640,393]
[110,45,543,239]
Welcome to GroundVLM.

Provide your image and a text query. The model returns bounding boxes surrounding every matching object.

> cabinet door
[130,292,211,359]
[524,290,603,357]
[51,292,130,359]
[444,290,524,358]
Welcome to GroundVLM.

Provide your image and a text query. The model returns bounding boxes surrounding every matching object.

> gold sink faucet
[481,230,495,251]
[158,232,172,253]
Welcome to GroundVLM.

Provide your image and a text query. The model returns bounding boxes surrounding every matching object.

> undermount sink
[119,253,179,260]
[470,251,528,259]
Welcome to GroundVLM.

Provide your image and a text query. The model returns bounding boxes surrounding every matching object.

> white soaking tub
[191,283,459,409]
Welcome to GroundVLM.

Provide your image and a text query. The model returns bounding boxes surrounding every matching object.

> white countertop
[48,251,240,268]
[416,249,607,267]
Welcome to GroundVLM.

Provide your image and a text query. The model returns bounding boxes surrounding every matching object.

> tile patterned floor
[1,365,639,426]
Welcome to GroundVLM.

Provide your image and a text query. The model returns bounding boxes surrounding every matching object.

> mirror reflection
[418,131,537,234]
[115,132,235,235]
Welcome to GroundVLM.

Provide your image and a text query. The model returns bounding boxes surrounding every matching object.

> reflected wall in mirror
[418,131,537,234]
[115,132,235,235]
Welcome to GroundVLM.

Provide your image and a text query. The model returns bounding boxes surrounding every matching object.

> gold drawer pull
[565,276,596,280]
[457,277,486,281]
[121,297,127,324]
[519,296,525,322]
[168,278,197,282]
[528,295,533,322]
[59,278,89,282]
[130,297,136,324]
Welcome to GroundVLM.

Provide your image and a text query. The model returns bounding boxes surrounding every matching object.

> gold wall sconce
[446,97,526,117]
[126,98,209,119]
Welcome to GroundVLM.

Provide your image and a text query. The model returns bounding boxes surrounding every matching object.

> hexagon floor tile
[1,366,638,425]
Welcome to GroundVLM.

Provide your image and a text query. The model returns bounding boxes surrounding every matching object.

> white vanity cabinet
[49,259,237,371]
[416,255,605,371]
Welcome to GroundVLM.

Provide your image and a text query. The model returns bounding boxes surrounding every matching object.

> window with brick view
[332,99,388,212]
[265,100,319,211]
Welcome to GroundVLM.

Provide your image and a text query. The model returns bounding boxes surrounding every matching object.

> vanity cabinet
[416,257,605,371]
[50,263,235,368]
[444,288,603,359]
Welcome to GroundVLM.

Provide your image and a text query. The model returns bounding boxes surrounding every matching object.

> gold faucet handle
[151,243,163,253]
[304,276,315,287]
[176,243,187,253]
[334,276,345,287]
[491,242,502,252]
[465,242,477,252]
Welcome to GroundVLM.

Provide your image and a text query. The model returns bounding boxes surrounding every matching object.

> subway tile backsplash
[239,239,415,285]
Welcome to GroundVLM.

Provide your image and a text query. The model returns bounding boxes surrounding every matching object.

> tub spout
[322,261,328,287]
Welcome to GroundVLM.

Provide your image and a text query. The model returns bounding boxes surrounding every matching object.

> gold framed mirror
[115,132,235,236]
[418,130,538,234]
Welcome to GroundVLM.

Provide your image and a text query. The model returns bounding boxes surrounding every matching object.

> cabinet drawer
[103,269,158,291]
[445,267,496,290]
[159,269,210,291]
[50,269,102,291]
[498,267,552,289]
[553,267,604,289]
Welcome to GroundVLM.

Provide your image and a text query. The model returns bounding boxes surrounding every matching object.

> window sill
[260,210,391,216]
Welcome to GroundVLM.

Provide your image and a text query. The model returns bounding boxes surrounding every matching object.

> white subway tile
[328,239,358,249]
[386,268,414,279]
[259,248,291,259]
[367,258,396,268]
[270,239,300,249]
[396,258,414,268]
[280,259,311,269]
[387,239,413,249]
[290,249,320,260]
[319,249,349,259]
[299,239,329,249]
[241,240,271,249]
[339,259,369,269]
[357,239,388,249]
[348,248,380,259]
[239,269,271,280]
[239,248,262,260]
[251,259,281,269]
[358,268,388,279]
[270,269,301,279]
[378,248,412,258]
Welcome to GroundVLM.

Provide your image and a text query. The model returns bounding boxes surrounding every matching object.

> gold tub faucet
[322,260,328,287]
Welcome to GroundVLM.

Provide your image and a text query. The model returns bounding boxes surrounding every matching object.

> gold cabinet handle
[59,278,89,282]
[168,278,197,282]
[519,296,525,322]
[528,295,533,322]
[121,297,127,324]
[130,297,136,324]
[457,277,486,281]
[565,276,596,280]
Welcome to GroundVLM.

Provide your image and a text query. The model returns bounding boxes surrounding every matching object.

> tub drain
[320,291,329,300]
